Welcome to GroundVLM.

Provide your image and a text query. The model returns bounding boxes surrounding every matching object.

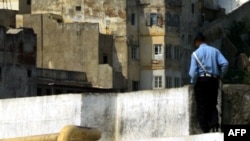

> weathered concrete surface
[0,86,197,141]
[222,84,250,125]
[0,26,37,99]
[0,85,248,141]
[0,94,82,138]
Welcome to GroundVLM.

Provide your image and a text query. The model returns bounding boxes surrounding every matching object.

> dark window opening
[0,67,2,79]
[55,89,63,94]
[103,55,108,64]
[131,45,139,60]
[131,13,136,25]
[37,88,42,96]
[46,89,51,95]
[166,12,172,26]
[27,69,32,77]
[166,76,172,88]
[132,81,139,91]
[75,6,82,11]
[173,15,180,27]
[192,3,194,14]
[27,0,31,5]
[166,44,172,59]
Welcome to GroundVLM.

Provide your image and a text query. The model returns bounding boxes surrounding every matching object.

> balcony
[36,68,88,82]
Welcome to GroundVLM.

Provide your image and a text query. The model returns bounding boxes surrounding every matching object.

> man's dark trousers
[194,77,219,133]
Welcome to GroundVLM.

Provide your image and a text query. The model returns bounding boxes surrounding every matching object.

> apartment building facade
[15,0,183,90]
[14,0,227,91]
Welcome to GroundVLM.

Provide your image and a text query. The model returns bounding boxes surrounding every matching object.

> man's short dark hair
[194,32,206,43]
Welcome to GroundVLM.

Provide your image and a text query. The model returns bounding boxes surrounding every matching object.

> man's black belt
[199,73,219,78]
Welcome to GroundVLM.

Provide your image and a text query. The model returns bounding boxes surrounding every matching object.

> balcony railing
[37,68,87,82]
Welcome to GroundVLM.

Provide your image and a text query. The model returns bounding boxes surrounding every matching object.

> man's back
[189,43,228,84]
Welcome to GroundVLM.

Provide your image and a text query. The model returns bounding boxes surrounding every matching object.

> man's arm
[189,53,198,84]
[217,51,229,78]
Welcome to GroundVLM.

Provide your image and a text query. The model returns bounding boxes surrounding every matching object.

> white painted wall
[0,86,196,141]
[218,0,249,13]
[0,94,82,138]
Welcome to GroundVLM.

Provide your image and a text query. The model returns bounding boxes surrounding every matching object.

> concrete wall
[28,0,129,90]
[0,86,196,141]
[0,10,17,28]
[16,13,117,89]
[0,84,249,140]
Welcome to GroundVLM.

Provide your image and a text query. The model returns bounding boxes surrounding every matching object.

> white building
[218,0,249,13]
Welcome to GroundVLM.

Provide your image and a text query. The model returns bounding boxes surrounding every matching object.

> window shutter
[146,13,151,26]
[157,14,163,27]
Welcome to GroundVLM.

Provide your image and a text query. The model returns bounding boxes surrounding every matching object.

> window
[146,13,163,26]
[173,15,180,27]
[166,76,172,88]
[131,45,139,60]
[132,81,139,91]
[55,89,63,94]
[27,69,32,77]
[37,88,42,96]
[46,89,52,95]
[166,44,172,59]
[174,46,180,60]
[103,54,108,64]
[174,77,180,88]
[0,67,1,79]
[151,14,158,25]
[154,76,163,88]
[154,44,163,55]
[131,13,136,25]
[75,6,82,11]
[27,0,31,5]
[191,3,195,14]
[166,12,172,26]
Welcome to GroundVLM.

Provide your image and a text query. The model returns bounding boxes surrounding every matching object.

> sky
[218,0,249,13]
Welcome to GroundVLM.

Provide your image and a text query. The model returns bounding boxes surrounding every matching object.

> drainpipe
[0,125,101,141]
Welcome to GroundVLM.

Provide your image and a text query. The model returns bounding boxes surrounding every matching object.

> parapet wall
[0,86,196,141]
[0,85,249,141]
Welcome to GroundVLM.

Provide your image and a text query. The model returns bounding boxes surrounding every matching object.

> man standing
[189,33,229,133]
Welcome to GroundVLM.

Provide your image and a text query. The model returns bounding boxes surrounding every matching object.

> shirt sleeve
[189,53,198,84]
[217,50,229,78]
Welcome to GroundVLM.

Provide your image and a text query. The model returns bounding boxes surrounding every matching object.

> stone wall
[222,84,250,126]
[0,86,197,141]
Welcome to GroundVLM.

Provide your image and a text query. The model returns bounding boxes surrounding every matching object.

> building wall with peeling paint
[17,0,186,90]
[18,0,129,90]
[17,13,119,89]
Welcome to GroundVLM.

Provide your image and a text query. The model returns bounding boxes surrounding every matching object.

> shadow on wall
[0,26,37,99]
[112,37,128,92]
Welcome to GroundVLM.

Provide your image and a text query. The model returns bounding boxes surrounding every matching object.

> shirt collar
[199,43,207,48]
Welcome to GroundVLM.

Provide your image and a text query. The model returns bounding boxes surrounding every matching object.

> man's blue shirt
[189,43,229,84]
